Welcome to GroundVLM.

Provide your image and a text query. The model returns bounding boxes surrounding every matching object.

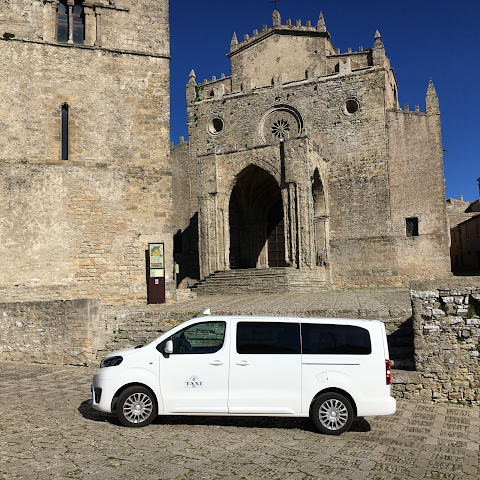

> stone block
[431,309,446,319]
[423,324,440,333]
[392,370,422,384]
[448,392,462,400]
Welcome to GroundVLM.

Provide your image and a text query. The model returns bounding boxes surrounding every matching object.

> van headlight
[100,356,123,368]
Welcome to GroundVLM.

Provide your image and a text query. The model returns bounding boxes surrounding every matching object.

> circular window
[344,99,359,115]
[259,105,303,144]
[207,117,224,135]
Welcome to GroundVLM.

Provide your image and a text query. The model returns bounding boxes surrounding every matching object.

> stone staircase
[191,268,329,295]
[96,306,191,359]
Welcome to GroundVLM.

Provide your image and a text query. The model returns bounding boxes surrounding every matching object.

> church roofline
[227,24,331,58]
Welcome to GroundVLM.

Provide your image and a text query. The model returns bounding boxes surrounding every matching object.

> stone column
[67,0,74,44]
[284,183,298,268]
[314,217,326,265]
[198,193,221,279]
[296,181,316,271]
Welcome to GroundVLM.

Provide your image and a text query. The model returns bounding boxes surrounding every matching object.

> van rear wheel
[311,392,353,435]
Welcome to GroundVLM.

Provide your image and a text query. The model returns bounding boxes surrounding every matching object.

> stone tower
[172,9,451,288]
[0,0,172,303]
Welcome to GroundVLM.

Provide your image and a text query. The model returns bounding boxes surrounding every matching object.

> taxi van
[92,314,396,434]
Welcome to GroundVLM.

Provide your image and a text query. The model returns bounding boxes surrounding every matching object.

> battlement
[228,11,331,57]
[221,10,392,93]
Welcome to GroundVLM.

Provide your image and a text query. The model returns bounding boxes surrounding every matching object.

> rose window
[261,106,303,144]
[272,119,290,139]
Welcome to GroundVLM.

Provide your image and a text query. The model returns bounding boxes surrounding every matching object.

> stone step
[192,268,329,295]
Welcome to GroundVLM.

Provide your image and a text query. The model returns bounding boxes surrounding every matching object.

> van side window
[171,321,226,354]
[237,322,300,354]
[302,324,371,355]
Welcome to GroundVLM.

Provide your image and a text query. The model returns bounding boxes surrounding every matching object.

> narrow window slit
[61,104,69,161]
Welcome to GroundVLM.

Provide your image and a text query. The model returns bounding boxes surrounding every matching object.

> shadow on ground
[79,398,371,433]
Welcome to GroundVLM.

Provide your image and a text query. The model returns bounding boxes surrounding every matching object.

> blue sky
[170,0,480,202]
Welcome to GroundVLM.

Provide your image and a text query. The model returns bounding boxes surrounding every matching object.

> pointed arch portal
[229,165,286,269]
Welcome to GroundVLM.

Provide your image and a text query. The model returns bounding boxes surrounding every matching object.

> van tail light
[385,359,392,385]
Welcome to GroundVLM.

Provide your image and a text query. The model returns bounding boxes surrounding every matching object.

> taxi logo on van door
[185,376,203,388]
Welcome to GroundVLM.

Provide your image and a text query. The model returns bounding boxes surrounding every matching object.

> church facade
[172,9,451,289]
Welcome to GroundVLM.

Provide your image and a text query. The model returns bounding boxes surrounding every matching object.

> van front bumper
[91,370,119,414]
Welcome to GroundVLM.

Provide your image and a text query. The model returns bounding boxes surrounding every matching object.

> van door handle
[209,360,223,366]
[236,361,249,366]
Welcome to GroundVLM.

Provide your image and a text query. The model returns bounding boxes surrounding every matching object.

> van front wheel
[311,392,353,435]
[117,386,157,427]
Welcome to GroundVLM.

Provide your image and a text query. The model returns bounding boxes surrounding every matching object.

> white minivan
[92,314,396,434]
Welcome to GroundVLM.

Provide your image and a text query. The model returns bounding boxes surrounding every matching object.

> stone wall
[387,106,451,281]
[0,298,109,365]
[393,284,480,403]
[0,0,173,304]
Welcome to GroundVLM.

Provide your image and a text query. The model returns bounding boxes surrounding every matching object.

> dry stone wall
[396,286,480,403]
[0,298,109,365]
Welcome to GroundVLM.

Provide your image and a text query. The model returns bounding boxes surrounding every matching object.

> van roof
[195,315,382,326]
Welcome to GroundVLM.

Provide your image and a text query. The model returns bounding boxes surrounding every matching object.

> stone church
[0,2,451,307]
[171,9,451,291]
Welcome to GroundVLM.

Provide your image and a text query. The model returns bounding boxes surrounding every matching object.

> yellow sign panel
[149,243,164,269]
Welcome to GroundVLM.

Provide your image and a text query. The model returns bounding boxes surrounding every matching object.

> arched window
[56,2,68,43]
[72,4,85,45]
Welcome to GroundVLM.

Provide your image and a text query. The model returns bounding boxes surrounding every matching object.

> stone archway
[229,165,285,269]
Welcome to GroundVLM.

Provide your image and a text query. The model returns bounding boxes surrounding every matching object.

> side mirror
[164,340,173,354]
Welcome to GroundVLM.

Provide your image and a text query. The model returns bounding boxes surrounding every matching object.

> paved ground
[1,361,479,479]
[160,289,413,320]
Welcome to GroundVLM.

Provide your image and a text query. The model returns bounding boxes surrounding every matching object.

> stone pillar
[425,79,439,115]
[94,10,102,46]
[296,181,316,271]
[84,4,95,46]
[67,0,74,44]
[372,30,385,67]
[284,183,298,268]
[42,0,57,43]
[314,217,327,266]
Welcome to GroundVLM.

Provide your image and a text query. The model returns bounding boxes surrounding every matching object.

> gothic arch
[228,165,285,269]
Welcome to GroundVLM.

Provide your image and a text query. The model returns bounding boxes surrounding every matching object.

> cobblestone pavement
[1,361,479,480]
[162,289,412,319]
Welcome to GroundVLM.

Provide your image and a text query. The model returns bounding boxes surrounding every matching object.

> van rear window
[301,324,371,355]
[237,322,301,354]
